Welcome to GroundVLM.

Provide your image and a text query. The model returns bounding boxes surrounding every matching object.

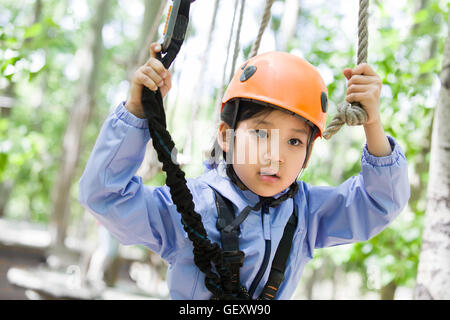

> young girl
[78,43,410,299]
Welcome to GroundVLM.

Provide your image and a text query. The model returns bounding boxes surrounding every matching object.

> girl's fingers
[343,68,353,80]
[346,91,371,104]
[344,64,381,86]
[136,72,158,91]
[162,71,171,88]
[347,84,373,94]
[147,58,168,81]
[141,66,164,87]
[146,42,170,81]
[347,75,380,87]
[139,42,171,96]
[347,84,380,98]
[149,42,162,59]
[352,63,377,76]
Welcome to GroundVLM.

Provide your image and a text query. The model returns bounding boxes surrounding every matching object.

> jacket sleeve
[78,101,189,263]
[305,136,410,249]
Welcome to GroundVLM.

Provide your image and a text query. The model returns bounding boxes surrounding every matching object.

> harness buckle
[269,269,285,285]
[223,250,245,267]
[216,218,226,230]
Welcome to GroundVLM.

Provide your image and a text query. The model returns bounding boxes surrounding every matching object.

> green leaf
[24,23,43,39]
[413,9,429,24]
[0,153,8,182]
[419,58,438,74]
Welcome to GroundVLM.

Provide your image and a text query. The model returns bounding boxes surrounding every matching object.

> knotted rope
[322,0,370,140]
[249,0,275,58]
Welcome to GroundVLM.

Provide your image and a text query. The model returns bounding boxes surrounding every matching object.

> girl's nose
[259,131,283,165]
[262,150,283,166]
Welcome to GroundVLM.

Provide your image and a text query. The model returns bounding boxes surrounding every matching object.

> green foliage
[0,2,78,222]
[0,118,9,181]
[342,207,423,294]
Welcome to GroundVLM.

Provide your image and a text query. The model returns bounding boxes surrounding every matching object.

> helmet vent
[321,92,328,113]
[240,65,257,82]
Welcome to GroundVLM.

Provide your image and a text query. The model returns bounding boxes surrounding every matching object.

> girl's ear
[217,122,232,152]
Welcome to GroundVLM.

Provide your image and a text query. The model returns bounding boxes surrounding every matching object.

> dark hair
[208,99,271,166]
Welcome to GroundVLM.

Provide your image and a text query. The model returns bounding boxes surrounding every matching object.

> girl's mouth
[259,172,280,183]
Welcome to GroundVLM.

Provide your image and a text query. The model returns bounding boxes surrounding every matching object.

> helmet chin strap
[226,164,249,191]
[225,99,249,191]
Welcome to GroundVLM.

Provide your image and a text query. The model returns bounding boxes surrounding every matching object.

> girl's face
[218,109,311,197]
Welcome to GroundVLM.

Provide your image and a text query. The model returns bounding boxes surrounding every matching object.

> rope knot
[338,101,368,126]
[322,101,369,140]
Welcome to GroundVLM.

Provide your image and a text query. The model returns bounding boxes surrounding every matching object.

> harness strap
[213,189,298,300]
[213,189,244,294]
[223,203,260,233]
[259,209,297,300]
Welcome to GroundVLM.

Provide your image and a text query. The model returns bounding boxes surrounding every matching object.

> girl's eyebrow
[290,128,309,135]
[254,119,309,135]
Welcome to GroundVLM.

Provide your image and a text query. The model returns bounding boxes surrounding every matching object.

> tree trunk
[133,0,165,73]
[183,0,220,159]
[277,0,300,51]
[414,14,450,300]
[305,267,318,300]
[0,180,13,218]
[408,0,436,209]
[50,0,110,248]
[380,280,397,300]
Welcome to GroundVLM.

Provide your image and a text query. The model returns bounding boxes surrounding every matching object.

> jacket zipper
[248,202,271,298]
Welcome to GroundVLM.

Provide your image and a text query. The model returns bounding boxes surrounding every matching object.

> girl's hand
[344,63,382,126]
[125,42,172,118]
[345,63,391,157]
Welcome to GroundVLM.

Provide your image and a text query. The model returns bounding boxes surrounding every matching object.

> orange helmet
[222,51,328,138]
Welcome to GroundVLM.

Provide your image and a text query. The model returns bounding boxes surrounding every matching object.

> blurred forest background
[0,0,449,300]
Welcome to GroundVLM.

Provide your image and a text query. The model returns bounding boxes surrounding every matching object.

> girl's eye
[254,129,268,139]
[289,138,303,146]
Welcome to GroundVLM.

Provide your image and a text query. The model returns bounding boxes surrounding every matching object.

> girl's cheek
[233,140,249,165]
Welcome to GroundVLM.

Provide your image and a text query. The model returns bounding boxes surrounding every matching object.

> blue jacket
[78,102,410,299]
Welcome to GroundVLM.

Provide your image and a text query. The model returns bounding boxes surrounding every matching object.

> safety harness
[212,187,298,300]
